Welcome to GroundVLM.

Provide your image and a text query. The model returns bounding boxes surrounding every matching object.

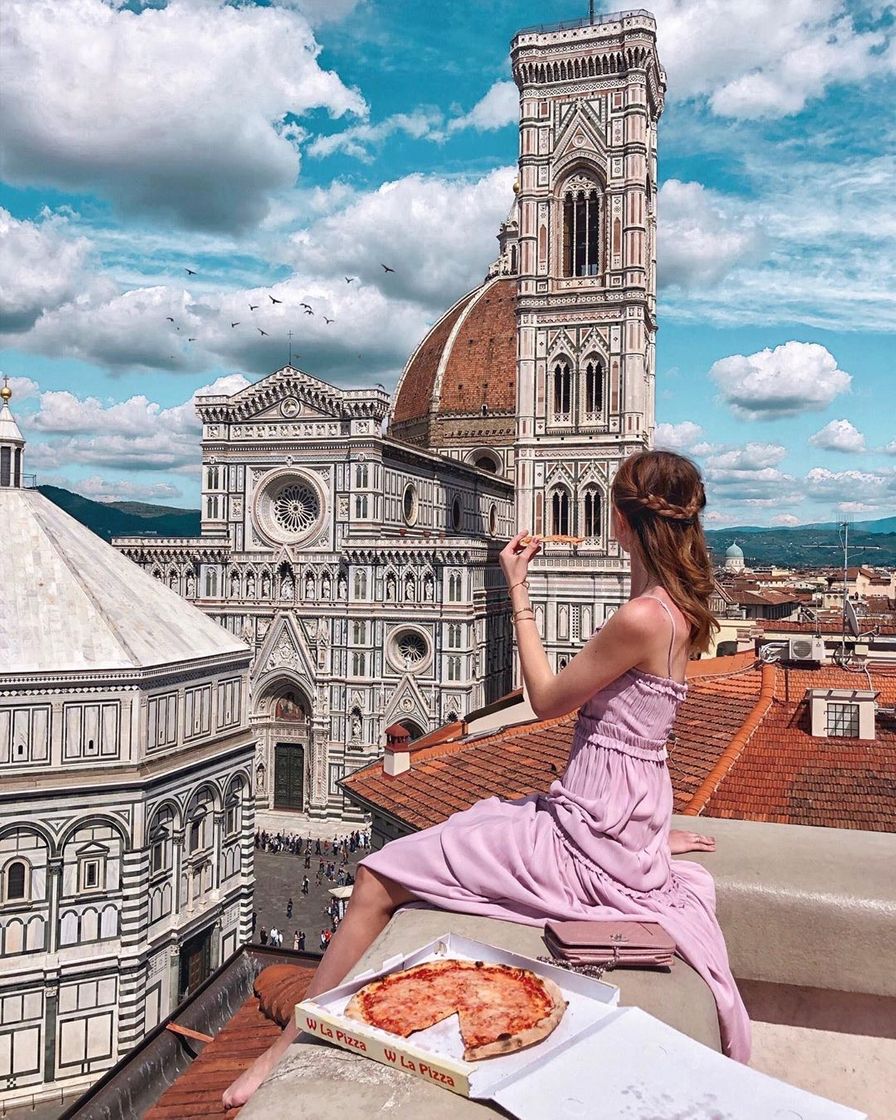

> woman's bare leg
[669,828,716,855]
[223,866,416,1109]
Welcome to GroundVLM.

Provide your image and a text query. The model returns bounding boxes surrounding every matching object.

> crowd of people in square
[251,828,371,956]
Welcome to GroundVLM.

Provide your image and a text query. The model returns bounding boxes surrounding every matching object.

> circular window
[253,468,326,546]
[488,504,498,535]
[451,497,462,531]
[402,483,418,526]
[273,483,318,535]
[387,627,432,674]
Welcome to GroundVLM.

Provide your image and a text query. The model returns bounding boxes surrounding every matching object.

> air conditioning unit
[787,637,825,663]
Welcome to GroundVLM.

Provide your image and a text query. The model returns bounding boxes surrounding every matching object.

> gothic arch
[184,780,223,815]
[252,672,314,721]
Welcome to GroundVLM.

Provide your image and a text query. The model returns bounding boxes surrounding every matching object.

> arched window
[5,860,28,902]
[583,357,604,418]
[356,464,368,488]
[562,174,601,277]
[474,454,498,474]
[551,488,570,536]
[448,572,462,602]
[205,568,218,597]
[354,570,367,599]
[552,360,572,421]
[582,487,602,539]
[355,495,368,518]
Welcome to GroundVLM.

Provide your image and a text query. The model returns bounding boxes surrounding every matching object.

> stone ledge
[670,813,896,996]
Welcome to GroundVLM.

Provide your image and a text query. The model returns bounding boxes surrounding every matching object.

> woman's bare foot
[223,866,416,1110]
[669,828,716,855]
[223,1037,291,1109]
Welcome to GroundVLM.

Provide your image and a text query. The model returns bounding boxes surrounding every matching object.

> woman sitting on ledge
[224,449,750,1108]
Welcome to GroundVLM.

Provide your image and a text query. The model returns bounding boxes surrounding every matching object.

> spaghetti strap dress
[359,597,751,1063]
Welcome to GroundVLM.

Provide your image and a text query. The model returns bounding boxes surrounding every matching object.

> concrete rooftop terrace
[237,814,895,1120]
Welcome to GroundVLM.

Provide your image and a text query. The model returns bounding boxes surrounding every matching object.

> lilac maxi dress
[360,598,751,1062]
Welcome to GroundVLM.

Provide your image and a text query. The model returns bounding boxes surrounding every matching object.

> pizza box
[296,932,867,1120]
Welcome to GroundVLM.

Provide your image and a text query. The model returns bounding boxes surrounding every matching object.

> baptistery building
[116,10,666,824]
[0,388,255,1107]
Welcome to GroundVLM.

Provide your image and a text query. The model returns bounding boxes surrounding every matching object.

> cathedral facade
[116,11,665,821]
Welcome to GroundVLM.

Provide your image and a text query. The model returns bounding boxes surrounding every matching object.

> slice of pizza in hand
[345,959,567,1062]
[520,534,584,545]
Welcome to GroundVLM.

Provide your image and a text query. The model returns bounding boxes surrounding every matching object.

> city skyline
[1,0,895,526]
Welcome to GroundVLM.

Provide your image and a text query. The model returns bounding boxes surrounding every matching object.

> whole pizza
[345,959,567,1061]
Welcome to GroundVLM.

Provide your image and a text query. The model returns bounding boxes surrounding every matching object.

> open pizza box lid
[296,932,866,1120]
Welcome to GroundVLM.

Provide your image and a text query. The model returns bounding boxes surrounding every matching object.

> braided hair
[611,450,717,653]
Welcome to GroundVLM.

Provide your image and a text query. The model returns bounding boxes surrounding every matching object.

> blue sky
[1,0,894,526]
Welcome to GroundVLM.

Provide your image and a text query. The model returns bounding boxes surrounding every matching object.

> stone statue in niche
[261,570,271,598]
[321,572,331,599]
[246,572,256,598]
[350,711,362,742]
[185,570,196,597]
[423,576,434,601]
[337,573,347,600]
[280,570,294,599]
[304,573,315,599]
[256,764,266,793]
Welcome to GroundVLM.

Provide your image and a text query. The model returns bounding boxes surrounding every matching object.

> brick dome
[390,277,517,453]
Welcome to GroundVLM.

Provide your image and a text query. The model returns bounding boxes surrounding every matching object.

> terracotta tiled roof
[701,701,896,829]
[343,657,896,834]
[143,962,317,1120]
[391,277,516,429]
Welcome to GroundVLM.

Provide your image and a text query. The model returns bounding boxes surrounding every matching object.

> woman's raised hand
[500,531,541,589]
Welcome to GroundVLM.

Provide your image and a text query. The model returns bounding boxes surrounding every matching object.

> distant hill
[721,515,896,536]
[706,524,896,568]
[38,485,200,541]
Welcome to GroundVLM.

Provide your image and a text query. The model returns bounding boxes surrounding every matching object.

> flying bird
[269,295,283,304]
[324,317,334,324]
[345,276,356,284]
[381,263,395,273]
[166,316,175,322]
[304,307,314,315]
[231,321,240,328]
[300,302,312,310]
[249,304,259,311]
[257,328,269,336]
[185,267,197,276]
[188,337,198,342]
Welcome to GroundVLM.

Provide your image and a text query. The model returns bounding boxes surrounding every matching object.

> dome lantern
[0,375,26,489]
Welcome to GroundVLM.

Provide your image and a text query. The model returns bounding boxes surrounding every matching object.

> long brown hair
[611,450,718,653]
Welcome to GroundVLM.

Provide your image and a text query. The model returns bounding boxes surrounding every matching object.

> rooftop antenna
[839,517,850,663]
[589,0,595,23]
[287,329,294,368]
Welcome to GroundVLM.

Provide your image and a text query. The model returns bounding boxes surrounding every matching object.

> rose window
[273,484,318,535]
[388,628,430,673]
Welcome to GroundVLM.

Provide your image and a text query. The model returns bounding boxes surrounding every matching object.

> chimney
[383,723,412,776]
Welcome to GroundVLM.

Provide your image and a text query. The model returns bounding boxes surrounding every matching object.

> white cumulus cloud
[772,513,801,526]
[658,180,762,289]
[653,420,704,451]
[809,419,866,453]
[25,374,251,473]
[652,0,893,119]
[0,209,92,333]
[709,341,851,419]
[447,81,519,133]
[0,0,366,232]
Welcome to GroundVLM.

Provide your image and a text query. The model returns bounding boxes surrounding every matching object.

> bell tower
[511,11,666,662]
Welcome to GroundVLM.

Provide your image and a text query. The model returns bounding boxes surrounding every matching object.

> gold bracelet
[508,579,530,595]
[512,609,535,622]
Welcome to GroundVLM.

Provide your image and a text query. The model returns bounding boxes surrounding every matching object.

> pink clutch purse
[542,919,676,973]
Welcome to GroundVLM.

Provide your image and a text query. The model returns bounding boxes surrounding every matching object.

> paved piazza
[251,826,371,953]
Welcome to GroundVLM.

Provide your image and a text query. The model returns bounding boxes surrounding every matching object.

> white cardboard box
[296,933,867,1120]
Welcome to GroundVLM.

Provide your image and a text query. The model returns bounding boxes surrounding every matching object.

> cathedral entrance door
[274,743,305,810]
